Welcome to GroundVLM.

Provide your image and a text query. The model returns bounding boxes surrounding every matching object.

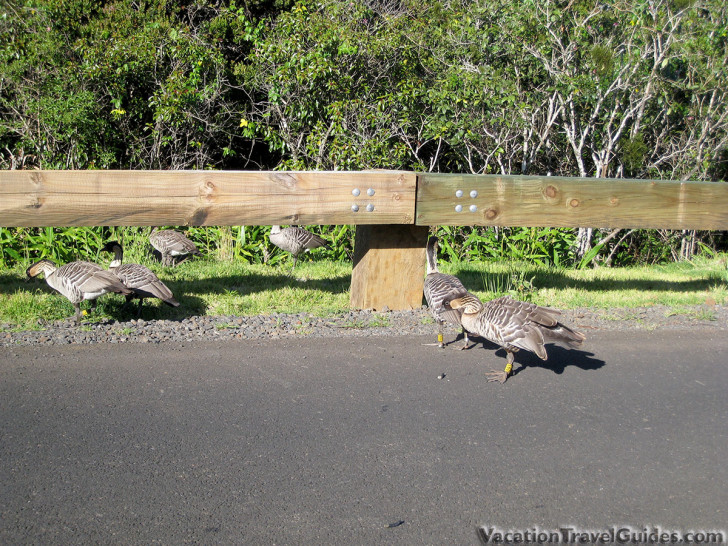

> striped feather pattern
[270,226,330,255]
[27,259,131,304]
[103,241,179,309]
[149,228,201,266]
[270,226,331,267]
[423,236,469,326]
[449,294,585,360]
[424,272,470,327]
[113,264,177,304]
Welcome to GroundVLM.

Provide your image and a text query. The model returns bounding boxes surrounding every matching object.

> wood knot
[569,198,580,208]
[485,208,498,220]
[30,172,44,186]
[273,173,297,189]
[610,196,619,206]
[544,185,558,199]
[392,192,401,201]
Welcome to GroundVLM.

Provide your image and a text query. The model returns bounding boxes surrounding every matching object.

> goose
[269,225,331,268]
[102,241,179,317]
[26,259,133,324]
[423,236,473,349]
[445,293,586,383]
[149,228,201,266]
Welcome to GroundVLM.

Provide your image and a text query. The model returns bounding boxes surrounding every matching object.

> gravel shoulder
[2,304,726,347]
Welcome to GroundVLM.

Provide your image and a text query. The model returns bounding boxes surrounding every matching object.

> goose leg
[73,303,82,325]
[424,320,447,347]
[486,350,515,384]
[136,298,144,318]
[459,329,471,350]
[437,320,445,348]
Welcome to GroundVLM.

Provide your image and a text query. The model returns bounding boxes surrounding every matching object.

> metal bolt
[469,204,478,213]
[366,203,375,212]
[352,188,361,197]
[455,204,463,213]
[470,190,478,198]
[352,204,359,212]
[367,188,375,196]
[455,190,464,198]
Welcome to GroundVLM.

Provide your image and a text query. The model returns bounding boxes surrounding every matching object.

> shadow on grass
[453,266,727,293]
[1,268,352,326]
[1,269,351,299]
[0,272,31,293]
[175,271,352,297]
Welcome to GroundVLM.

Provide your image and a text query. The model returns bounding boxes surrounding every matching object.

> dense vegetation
[2,0,727,267]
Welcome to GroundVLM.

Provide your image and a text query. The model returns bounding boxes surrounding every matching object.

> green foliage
[2,0,727,267]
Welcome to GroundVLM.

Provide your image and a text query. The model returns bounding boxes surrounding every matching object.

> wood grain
[350,225,429,310]
[416,174,728,230]
[0,170,416,227]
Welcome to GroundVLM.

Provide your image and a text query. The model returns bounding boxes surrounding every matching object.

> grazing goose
[26,259,132,324]
[102,241,179,317]
[423,236,472,349]
[149,228,201,266]
[445,294,586,383]
[269,225,331,268]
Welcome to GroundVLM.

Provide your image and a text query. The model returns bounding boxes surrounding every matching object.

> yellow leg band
[504,363,513,375]
[437,333,443,344]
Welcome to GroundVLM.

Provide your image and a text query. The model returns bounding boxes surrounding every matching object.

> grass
[450,255,728,309]
[1,252,726,331]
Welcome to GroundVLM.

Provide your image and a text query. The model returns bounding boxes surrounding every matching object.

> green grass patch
[2,254,726,330]
[447,255,728,309]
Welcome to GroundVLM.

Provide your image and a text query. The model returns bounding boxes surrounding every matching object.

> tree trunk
[575,227,593,259]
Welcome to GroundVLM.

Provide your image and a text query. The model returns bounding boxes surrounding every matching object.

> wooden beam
[0,170,417,227]
[350,225,429,311]
[416,174,728,230]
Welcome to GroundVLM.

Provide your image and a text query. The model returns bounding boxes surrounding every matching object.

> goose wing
[299,229,330,251]
[51,261,130,302]
[150,230,200,255]
[473,296,552,359]
[115,264,176,302]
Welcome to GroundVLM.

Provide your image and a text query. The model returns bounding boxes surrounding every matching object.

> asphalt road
[1,329,726,545]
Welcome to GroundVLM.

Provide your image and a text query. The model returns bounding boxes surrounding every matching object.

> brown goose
[102,241,179,317]
[26,259,132,324]
[149,228,201,266]
[445,294,586,383]
[269,225,331,268]
[423,236,472,349]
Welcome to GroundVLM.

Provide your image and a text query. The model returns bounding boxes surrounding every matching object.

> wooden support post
[350,224,430,311]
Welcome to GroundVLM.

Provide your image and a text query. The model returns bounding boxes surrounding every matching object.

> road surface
[1,329,726,544]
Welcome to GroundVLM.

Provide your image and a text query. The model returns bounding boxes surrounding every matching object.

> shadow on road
[449,332,605,377]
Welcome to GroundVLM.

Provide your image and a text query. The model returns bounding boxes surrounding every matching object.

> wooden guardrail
[416,174,728,230]
[2,170,727,310]
[1,170,416,226]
